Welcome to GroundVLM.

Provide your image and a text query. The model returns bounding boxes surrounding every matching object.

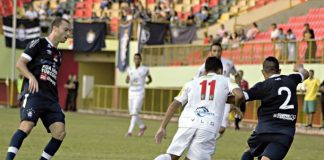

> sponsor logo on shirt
[195,106,215,117]
[273,113,296,121]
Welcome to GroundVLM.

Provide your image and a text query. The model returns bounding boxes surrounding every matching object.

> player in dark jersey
[6,17,71,160]
[241,57,309,160]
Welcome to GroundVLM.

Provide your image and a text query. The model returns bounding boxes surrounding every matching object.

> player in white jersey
[125,53,152,137]
[154,57,243,160]
[195,43,239,139]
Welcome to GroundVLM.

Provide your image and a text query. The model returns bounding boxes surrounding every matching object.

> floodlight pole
[10,0,17,107]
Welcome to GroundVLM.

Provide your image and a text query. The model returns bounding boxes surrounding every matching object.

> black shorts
[20,93,65,133]
[247,132,293,160]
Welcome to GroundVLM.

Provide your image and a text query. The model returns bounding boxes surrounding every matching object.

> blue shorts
[247,132,293,160]
[20,93,65,133]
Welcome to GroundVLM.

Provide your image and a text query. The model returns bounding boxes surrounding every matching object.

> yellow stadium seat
[112,3,119,10]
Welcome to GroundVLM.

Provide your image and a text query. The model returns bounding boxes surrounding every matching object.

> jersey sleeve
[244,82,265,101]
[229,61,238,76]
[21,38,40,61]
[194,64,205,79]
[174,82,191,106]
[288,73,304,84]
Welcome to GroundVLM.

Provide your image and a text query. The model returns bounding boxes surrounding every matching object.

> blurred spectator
[230,32,240,49]
[62,10,71,21]
[100,11,111,21]
[39,4,50,33]
[169,11,179,27]
[237,28,246,42]
[270,23,280,58]
[204,32,209,44]
[100,0,112,9]
[64,75,75,111]
[246,22,259,40]
[301,69,320,128]
[25,6,38,20]
[186,9,195,26]
[278,28,287,61]
[303,23,317,61]
[221,32,230,50]
[286,29,297,63]
[208,34,214,44]
[217,24,228,37]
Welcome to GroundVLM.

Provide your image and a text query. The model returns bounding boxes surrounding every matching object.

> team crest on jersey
[46,50,52,55]
[195,106,214,117]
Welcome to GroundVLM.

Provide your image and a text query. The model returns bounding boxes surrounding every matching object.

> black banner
[73,22,106,52]
[117,23,132,72]
[171,25,197,44]
[139,22,168,45]
[2,17,41,49]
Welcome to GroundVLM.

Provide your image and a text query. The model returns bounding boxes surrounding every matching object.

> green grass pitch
[1,108,324,160]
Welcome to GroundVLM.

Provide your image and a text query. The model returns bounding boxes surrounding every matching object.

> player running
[155,57,243,160]
[125,53,152,137]
[241,57,309,160]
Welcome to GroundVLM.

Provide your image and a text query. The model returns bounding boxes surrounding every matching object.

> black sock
[242,151,254,160]
[235,118,241,129]
[40,138,63,160]
[6,129,27,160]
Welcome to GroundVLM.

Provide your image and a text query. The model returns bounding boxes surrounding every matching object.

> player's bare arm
[146,75,152,85]
[16,56,38,93]
[155,100,182,144]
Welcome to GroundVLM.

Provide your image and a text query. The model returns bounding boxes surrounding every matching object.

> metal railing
[81,85,182,115]
[141,39,324,66]
[81,85,323,126]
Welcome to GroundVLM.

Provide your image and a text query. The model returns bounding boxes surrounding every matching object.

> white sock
[136,115,145,129]
[154,154,171,160]
[128,116,137,133]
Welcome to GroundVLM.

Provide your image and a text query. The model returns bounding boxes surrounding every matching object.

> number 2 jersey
[244,73,304,137]
[20,38,62,101]
[175,73,239,133]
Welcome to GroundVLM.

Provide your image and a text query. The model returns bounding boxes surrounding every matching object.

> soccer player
[241,57,309,160]
[125,53,152,137]
[155,57,243,160]
[196,42,239,138]
[6,17,71,160]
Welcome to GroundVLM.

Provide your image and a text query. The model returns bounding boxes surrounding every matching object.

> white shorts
[167,128,216,160]
[221,103,231,128]
[128,94,144,115]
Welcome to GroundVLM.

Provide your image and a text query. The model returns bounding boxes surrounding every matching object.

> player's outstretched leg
[40,122,65,160]
[127,115,137,136]
[137,115,146,136]
[6,121,34,160]
[154,154,180,160]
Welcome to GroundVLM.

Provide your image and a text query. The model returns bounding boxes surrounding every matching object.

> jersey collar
[206,72,217,76]
[269,74,280,78]
[45,37,54,47]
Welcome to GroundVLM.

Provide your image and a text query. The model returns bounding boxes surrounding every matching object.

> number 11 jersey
[175,73,239,133]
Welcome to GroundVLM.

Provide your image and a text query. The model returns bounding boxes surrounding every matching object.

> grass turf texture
[1,108,324,160]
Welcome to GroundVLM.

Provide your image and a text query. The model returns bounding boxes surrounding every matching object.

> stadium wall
[116,64,324,88]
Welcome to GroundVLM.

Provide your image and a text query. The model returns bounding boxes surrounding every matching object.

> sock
[136,115,145,129]
[235,118,241,129]
[154,154,172,160]
[6,129,27,160]
[40,138,62,160]
[128,115,137,133]
[241,151,253,160]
